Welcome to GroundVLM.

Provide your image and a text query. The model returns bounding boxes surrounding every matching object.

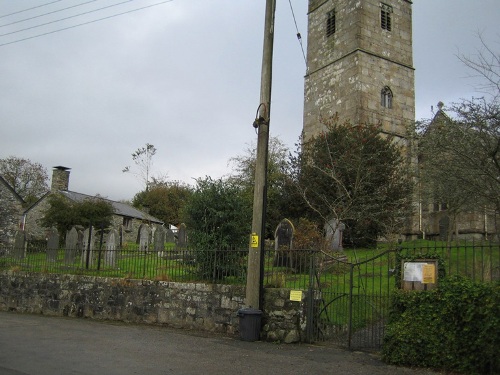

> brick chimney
[51,166,71,191]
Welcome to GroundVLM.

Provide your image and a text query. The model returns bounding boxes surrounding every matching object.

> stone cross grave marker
[46,227,59,262]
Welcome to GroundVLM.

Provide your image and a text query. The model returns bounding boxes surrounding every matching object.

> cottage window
[326,10,336,37]
[123,217,133,231]
[380,3,392,31]
[381,86,393,108]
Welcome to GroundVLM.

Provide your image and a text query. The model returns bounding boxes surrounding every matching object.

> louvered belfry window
[326,10,336,37]
[380,3,392,31]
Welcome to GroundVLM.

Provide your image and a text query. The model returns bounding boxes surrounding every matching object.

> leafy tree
[289,119,413,247]
[228,136,305,237]
[122,143,161,191]
[182,177,251,280]
[0,156,48,204]
[41,194,114,235]
[132,180,192,226]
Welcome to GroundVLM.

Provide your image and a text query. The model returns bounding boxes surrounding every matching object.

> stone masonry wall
[0,271,306,343]
[0,183,23,247]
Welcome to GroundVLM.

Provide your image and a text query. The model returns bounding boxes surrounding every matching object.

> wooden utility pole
[245,0,276,310]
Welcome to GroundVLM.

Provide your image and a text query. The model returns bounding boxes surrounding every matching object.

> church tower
[303,0,415,140]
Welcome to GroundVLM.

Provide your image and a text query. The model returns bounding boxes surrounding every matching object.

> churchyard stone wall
[0,271,305,343]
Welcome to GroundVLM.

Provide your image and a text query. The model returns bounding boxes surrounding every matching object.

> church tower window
[380,3,392,31]
[326,10,336,37]
[381,86,393,108]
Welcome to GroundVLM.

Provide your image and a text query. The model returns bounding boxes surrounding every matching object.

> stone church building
[303,0,414,142]
[302,0,495,239]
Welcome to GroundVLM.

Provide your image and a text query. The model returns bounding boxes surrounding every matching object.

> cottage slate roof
[0,176,25,204]
[59,190,163,224]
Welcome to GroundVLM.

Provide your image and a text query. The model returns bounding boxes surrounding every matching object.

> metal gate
[305,249,398,350]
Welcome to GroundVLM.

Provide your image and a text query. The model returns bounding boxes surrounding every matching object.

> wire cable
[0,0,64,19]
[0,0,173,47]
[288,0,307,66]
[0,0,138,37]
[0,0,99,28]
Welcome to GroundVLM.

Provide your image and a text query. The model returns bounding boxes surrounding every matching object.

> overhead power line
[0,0,137,37]
[288,0,307,66]
[0,0,64,19]
[0,0,99,29]
[0,0,174,47]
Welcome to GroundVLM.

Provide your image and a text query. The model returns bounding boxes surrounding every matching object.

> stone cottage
[23,166,163,243]
[0,176,25,246]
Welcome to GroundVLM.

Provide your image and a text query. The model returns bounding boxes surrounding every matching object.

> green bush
[383,276,500,374]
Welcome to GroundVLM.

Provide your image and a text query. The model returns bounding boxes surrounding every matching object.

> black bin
[237,308,262,341]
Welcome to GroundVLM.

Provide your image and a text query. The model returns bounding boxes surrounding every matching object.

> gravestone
[46,227,59,262]
[154,225,166,257]
[104,228,119,268]
[166,228,175,243]
[64,227,79,265]
[13,230,26,260]
[439,216,450,241]
[325,218,345,251]
[273,219,294,267]
[138,224,150,252]
[177,223,187,248]
[82,226,95,268]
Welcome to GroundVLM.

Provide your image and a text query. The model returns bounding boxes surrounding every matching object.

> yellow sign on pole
[250,233,259,248]
[290,290,303,302]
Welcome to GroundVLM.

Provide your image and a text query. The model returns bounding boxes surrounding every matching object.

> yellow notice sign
[422,264,436,284]
[250,233,259,248]
[290,290,303,302]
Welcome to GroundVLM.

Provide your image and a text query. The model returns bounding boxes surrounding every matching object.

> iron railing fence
[399,239,500,283]
[1,239,499,286]
[0,244,249,284]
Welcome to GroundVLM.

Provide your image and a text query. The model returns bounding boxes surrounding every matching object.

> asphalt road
[0,312,438,375]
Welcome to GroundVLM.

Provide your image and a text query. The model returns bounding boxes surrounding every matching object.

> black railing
[1,239,498,286]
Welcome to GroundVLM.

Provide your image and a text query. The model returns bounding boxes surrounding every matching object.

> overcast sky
[0,0,498,201]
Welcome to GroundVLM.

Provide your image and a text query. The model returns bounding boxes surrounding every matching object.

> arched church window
[381,86,393,108]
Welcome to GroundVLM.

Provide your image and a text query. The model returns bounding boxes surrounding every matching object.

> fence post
[306,250,316,343]
[347,263,354,349]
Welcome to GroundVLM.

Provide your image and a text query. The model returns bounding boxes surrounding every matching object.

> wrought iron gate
[305,249,398,350]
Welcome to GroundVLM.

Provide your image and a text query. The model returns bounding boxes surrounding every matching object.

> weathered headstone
[82,226,95,268]
[104,228,119,268]
[274,219,294,267]
[439,216,450,241]
[177,223,187,248]
[154,225,166,257]
[46,227,59,262]
[64,227,79,265]
[13,230,26,260]
[138,224,150,252]
[325,218,345,252]
[166,228,175,243]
